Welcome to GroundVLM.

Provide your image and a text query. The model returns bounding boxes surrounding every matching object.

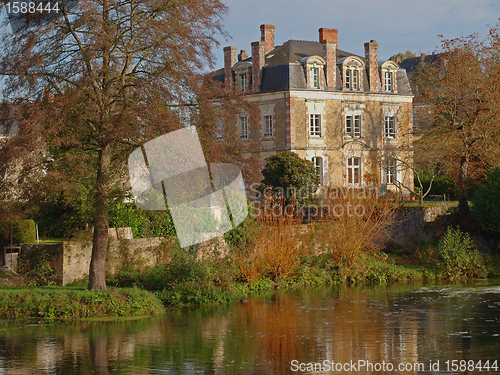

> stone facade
[215,25,414,194]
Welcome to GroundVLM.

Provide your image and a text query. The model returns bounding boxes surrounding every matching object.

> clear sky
[213,0,500,68]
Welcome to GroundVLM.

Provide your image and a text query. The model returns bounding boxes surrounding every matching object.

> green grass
[0,286,165,320]
[38,238,66,244]
[402,200,459,208]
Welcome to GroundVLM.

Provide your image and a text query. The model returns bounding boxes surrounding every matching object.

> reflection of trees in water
[0,286,499,373]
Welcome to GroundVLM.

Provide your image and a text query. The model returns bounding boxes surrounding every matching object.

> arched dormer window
[233,61,252,92]
[299,56,326,90]
[337,56,365,91]
[379,61,398,93]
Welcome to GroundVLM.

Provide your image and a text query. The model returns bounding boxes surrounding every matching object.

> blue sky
[214,0,500,68]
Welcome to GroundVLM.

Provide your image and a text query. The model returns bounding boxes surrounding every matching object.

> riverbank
[0,286,165,320]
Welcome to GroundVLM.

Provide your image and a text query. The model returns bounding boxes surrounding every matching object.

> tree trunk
[419,194,424,207]
[457,154,470,218]
[87,144,111,291]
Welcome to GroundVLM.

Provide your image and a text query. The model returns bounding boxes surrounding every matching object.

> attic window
[311,67,319,89]
[299,56,326,90]
[345,68,359,90]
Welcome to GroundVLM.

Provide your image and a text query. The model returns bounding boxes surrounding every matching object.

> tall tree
[0,0,253,290]
[414,28,500,217]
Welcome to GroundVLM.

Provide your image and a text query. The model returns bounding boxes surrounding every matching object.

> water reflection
[0,281,499,374]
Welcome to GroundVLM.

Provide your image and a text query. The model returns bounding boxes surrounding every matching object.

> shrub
[13,220,36,244]
[108,202,176,238]
[0,220,37,245]
[437,226,486,278]
[261,151,318,202]
[316,191,399,266]
[472,167,500,233]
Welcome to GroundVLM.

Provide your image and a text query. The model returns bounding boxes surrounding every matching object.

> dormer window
[380,61,399,93]
[345,68,359,90]
[239,73,247,92]
[232,61,252,93]
[311,67,319,89]
[299,56,326,90]
[384,71,393,91]
[338,56,365,91]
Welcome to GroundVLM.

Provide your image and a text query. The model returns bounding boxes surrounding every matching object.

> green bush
[472,167,500,233]
[261,151,318,201]
[13,220,36,244]
[437,226,486,278]
[109,202,176,238]
[0,220,37,245]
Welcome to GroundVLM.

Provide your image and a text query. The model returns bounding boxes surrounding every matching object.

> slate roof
[214,39,413,95]
[399,53,441,74]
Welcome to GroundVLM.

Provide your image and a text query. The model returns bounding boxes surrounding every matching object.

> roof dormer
[299,55,326,90]
[233,61,252,92]
[379,61,399,93]
[337,56,365,91]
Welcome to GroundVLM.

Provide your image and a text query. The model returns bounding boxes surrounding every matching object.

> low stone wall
[386,206,445,244]
[20,236,229,286]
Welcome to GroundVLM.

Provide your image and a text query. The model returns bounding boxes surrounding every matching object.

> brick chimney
[223,46,237,89]
[319,28,337,89]
[364,40,379,92]
[260,24,275,54]
[251,41,265,92]
[238,50,248,61]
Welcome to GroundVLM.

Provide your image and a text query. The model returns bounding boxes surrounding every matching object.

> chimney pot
[260,24,275,54]
[238,49,248,61]
[319,28,338,45]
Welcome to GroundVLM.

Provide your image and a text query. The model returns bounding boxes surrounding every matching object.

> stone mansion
[213,25,414,193]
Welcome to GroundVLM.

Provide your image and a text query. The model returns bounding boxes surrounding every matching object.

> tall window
[310,67,319,89]
[345,68,359,90]
[346,115,361,137]
[309,114,321,137]
[347,157,361,185]
[239,73,247,92]
[384,71,393,92]
[312,157,322,184]
[239,115,248,139]
[384,116,396,138]
[386,158,397,184]
[264,115,273,138]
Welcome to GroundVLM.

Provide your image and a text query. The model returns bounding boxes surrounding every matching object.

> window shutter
[396,160,402,184]
[381,159,386,184]
[322,157,329,186]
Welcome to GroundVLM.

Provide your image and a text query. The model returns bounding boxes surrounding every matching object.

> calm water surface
[1,281,500,374]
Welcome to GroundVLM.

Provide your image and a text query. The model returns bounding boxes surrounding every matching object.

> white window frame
[310,67,319,89]
[239,73,247,92]
[345,112,361,138]
[239,115,248,140]
[384,71,393,92]
[263,114,273,138]
[345,68,360,90]
[347,157,361,186]
[309,113,321,137]
[313,156,322,184]
[384,115,396,138]
[386,158,396,184]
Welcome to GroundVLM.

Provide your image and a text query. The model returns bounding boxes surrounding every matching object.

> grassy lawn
[0,285,165,320]
[38,238,66,244]
[402,200,459,208]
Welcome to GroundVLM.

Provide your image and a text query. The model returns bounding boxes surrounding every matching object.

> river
[0,281,499,374]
